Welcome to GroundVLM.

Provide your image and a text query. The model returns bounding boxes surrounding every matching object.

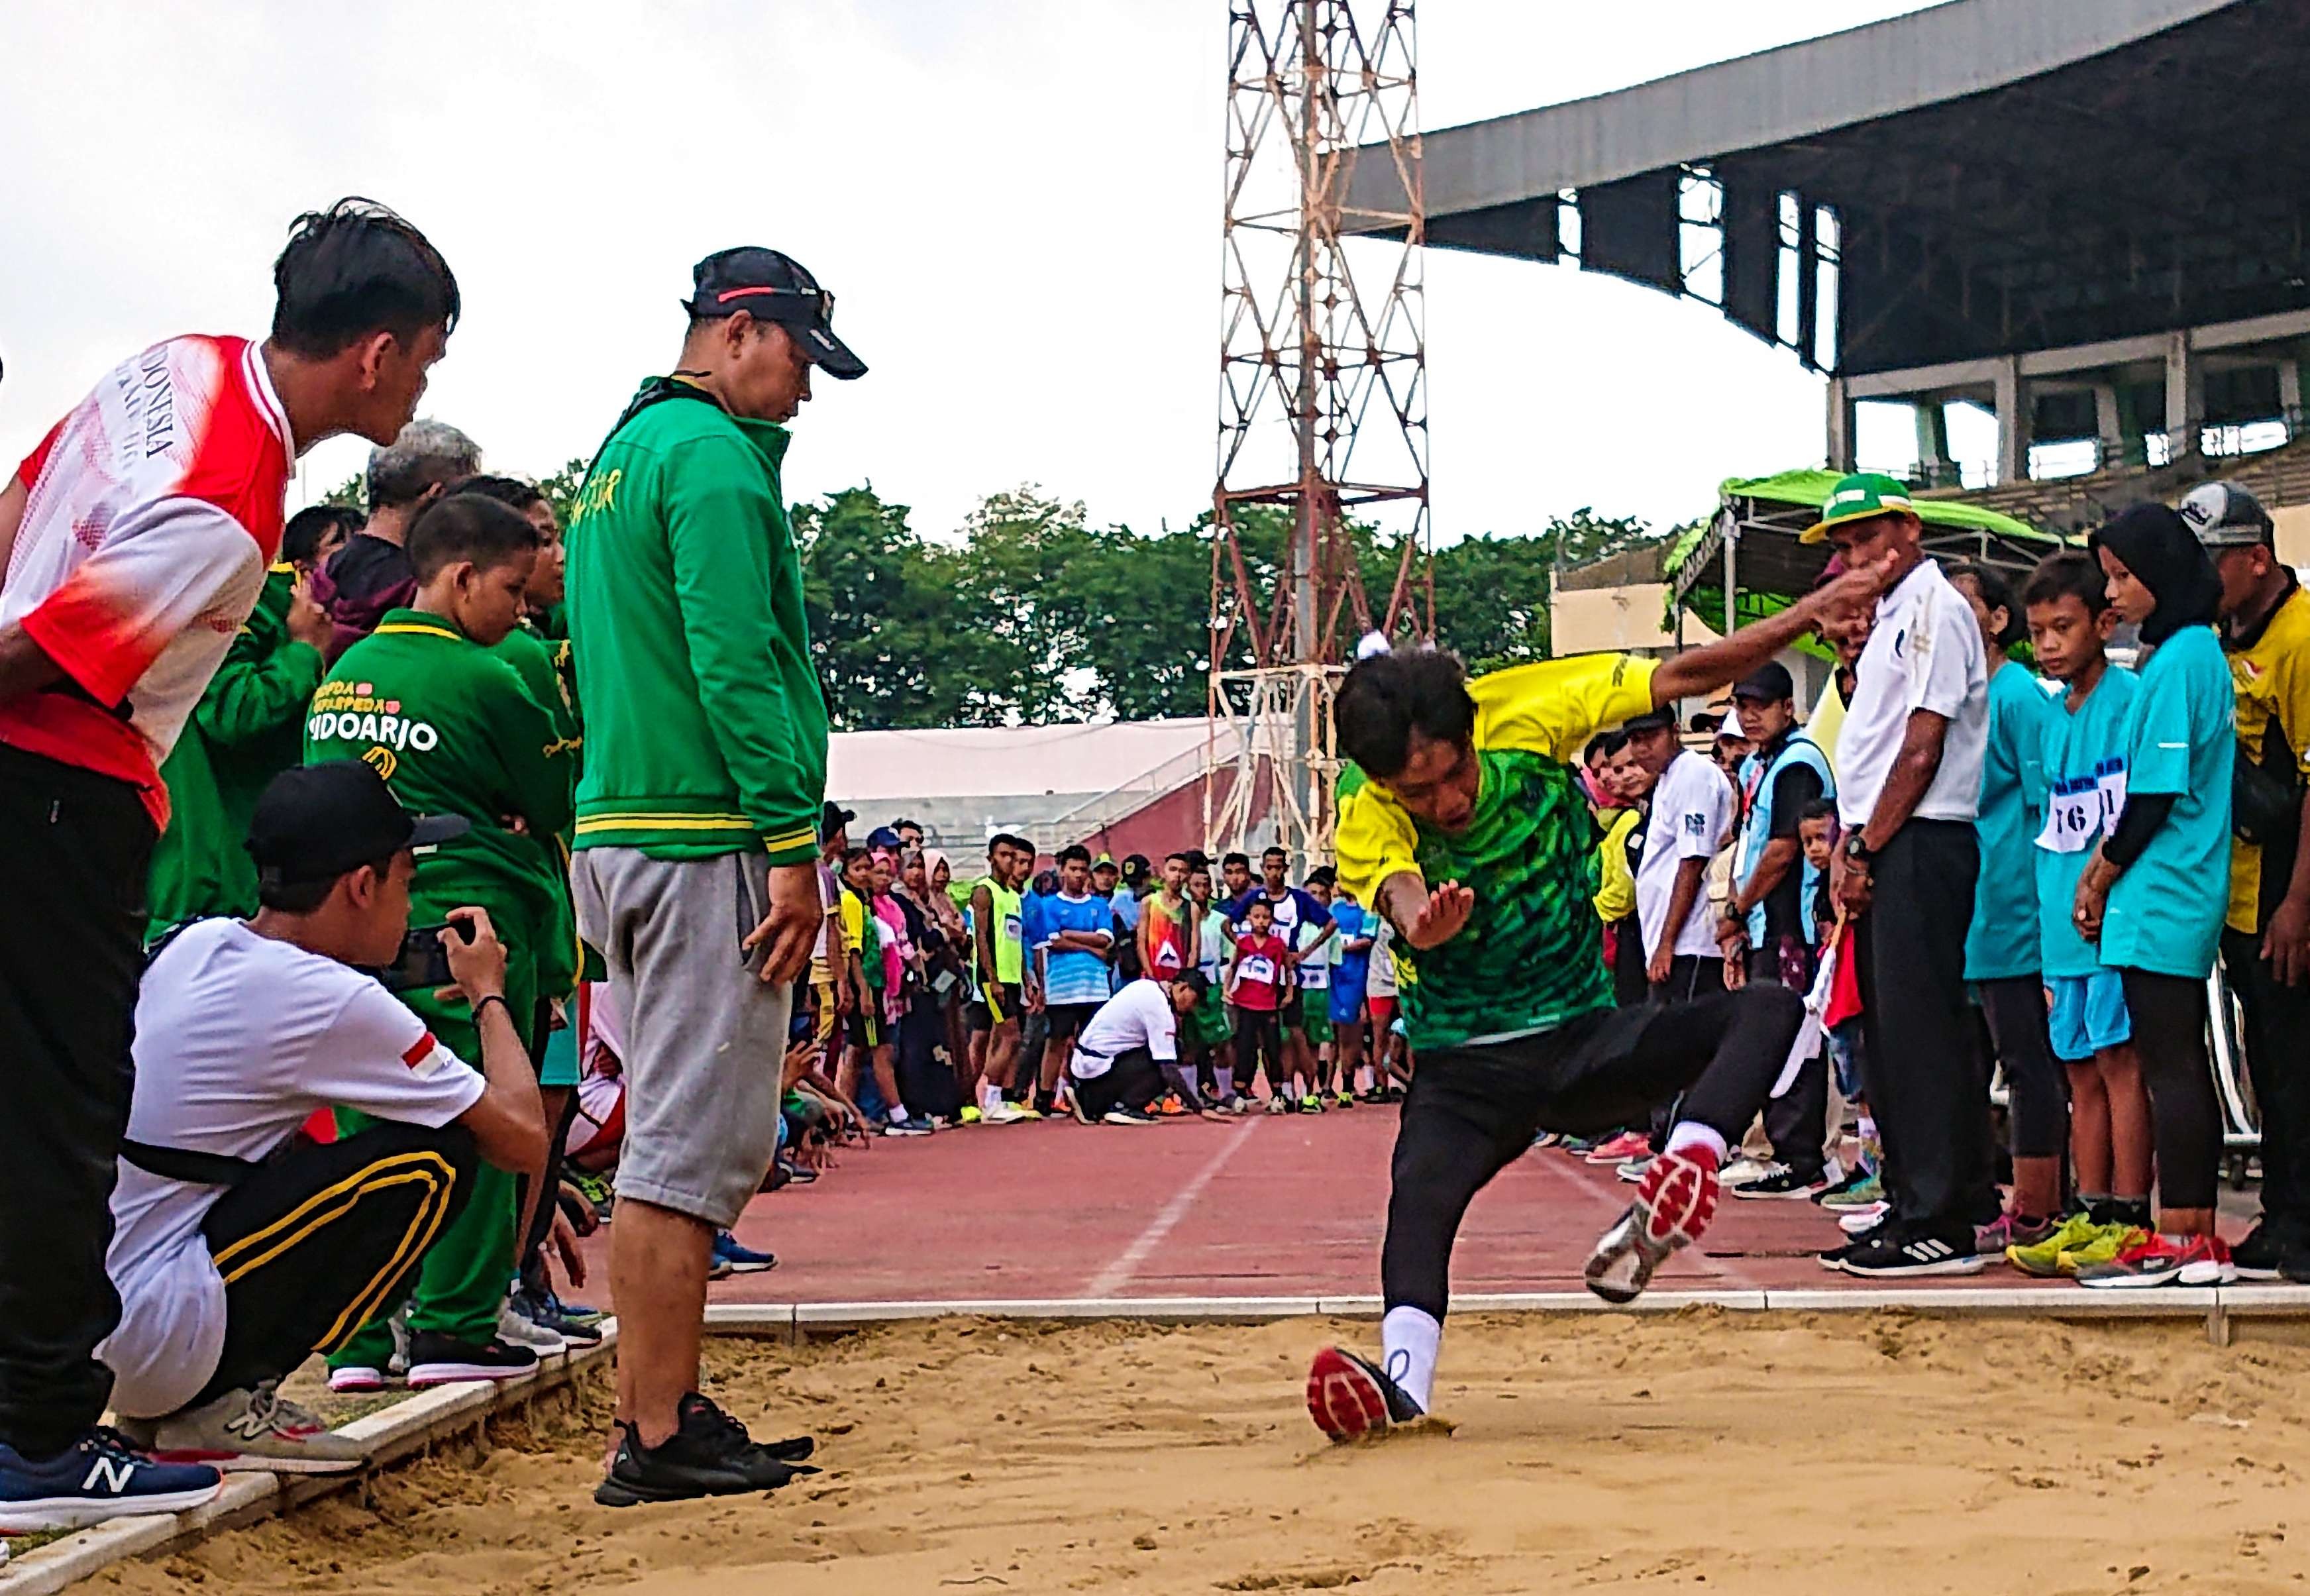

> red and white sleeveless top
[3,335,293,823]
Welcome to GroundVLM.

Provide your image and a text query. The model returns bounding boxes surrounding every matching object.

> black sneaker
[511,1286,604,1346]
[2232,1220,2305,1282]
[594,1393,817,1507]
[1834,1222,1986,1279]
[1734,1167,1831,1200]
[1305,1347,1424,1443]
[0,1427,221,1531]
[407,1331,539,1388]
[1811,1167,1875,1206]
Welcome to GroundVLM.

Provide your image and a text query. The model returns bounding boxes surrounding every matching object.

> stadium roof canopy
[1346,0,2310,377]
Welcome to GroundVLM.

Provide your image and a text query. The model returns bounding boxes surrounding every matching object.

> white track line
[1082,1120,1260,1299]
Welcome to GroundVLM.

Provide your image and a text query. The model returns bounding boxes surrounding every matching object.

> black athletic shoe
[2232,1220,2307,1283]
[1811,1167,1875,1206]
[1306,1346,1424,1443]
[1734,1167,1831,1200]
[594,1393,818,1507]
[407,1332,537,1387]
[1834,1222,1985,1279]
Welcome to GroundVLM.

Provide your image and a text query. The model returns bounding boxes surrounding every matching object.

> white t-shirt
[1367,918,1399,997]
[1068,978,1180,1080]
[99,920,486,1418]
[1636,751,1734,961]
[1836,558,1989,828]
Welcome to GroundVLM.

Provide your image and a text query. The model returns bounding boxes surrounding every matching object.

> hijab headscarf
[921,848,969,935]
[2091,501,2222,647]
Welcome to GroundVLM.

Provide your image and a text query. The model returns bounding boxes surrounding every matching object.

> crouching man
[98,762,549,1471]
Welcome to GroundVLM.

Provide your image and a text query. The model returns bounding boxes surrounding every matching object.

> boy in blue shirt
[1036,847,1117,1114]
[2009,551,2154,1277]
[1328,880,1376,1103]
[2072,504,2237,1287]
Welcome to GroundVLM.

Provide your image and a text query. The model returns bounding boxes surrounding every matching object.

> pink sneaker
[1583,1130,1653,1165]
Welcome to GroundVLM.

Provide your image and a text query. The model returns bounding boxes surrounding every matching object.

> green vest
[972,875,1025,984]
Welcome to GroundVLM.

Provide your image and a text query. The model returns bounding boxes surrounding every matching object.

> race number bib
[1239,955,1277,984]
[1153,941,1183,973]
[1004,912,1023,943]
[2037,758,2127,855]
[1298,961,1329,990]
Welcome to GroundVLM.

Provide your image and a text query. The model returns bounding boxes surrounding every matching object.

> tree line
[325,470,1663,730]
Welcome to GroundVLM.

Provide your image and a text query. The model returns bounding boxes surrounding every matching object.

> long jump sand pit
[91,1310,2310,1595]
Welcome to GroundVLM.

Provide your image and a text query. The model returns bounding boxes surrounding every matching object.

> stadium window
[1678,166,1724,306]
[1557,188,1581,264]
[1813,205,1840,370]
[1775,191,1802,347]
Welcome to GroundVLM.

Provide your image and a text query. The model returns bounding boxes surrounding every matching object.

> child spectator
[2072,504,2238,1287]
[1186,865,1242,1108]
[1800,801,1881,1220]
[1949,563,2065,1250]
[1330,883,1376,1103]
[1292,869,1342,1112]
[1227,897,1292,1111]
[2007,549,2154,1277]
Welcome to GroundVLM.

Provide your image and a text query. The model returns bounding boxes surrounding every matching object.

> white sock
[1664,1121,1728,1164]
[980,1082,1002,1112]
[890,1100,910,1122]
[1216,1065,1236,1099]
[1381,1305,1442,1412]
[1355,1065,1375,1093]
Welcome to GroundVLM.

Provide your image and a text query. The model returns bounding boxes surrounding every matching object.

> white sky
[0,1,1966,547]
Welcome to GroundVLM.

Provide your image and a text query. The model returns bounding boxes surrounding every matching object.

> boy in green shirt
[305,493,574,1387]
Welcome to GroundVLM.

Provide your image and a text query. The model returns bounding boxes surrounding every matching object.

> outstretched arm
[1652,557,1891,708]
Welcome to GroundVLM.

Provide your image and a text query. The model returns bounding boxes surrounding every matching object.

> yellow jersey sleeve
[1593,807,1639,922]
[1471,654,1659,761]
[1334,776,1423,911]
[839,893,866,953]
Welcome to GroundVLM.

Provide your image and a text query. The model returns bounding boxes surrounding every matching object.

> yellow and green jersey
[1335,653,1655,1049]
[2223,580,2310,934]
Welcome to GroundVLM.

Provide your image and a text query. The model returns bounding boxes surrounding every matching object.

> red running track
[591,1104,2128,1306]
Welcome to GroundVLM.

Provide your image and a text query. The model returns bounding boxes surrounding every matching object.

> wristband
[470,992,511,1026]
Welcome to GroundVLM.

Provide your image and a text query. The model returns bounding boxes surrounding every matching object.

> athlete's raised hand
[1403,880,1475,949]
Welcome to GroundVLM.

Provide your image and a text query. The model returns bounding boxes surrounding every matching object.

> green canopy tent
[1665,468,2068,639]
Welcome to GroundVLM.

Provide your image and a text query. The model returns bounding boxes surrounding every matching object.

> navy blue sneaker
[711,1232,778,1274]
[0,1428,221,1530]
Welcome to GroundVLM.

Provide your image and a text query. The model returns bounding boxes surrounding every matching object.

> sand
[89,1310,2310,1595]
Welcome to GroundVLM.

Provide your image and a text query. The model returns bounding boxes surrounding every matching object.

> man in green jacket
[305,493,575,1388]
[567,246,862,1507]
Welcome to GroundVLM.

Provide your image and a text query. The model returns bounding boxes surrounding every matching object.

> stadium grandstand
[1353,0,2310,608]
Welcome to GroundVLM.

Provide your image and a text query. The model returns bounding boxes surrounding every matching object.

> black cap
[686,248,866,380]
[1624,708,1677,735]
[820,800,856,841]
[1731,661,1795,703]
[246,763,468,889]
[2178,480,2274,549]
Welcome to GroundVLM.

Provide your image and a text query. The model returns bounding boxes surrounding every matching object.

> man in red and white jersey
[0,199,458,1529]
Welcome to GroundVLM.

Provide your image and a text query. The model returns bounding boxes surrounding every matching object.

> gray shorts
[571,846,791,1230]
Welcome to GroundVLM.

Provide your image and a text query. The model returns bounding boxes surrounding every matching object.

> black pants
[1854,821,1996,1229]
[1751,945,1832,1181]
[0,747,154,1456]
[1978,975,2066,1162]
[2224,928,2310,1233]
[1381,984,1803,1320]
[2119,967,2222,1214]
[1071,1047,1165,1120]
[897,994,960,1120]
[1648,954,1724,1004]
[1236,1010,1285,1088]
[178,1121,476,1415]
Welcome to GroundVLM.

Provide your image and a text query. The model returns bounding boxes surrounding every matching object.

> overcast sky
[0,1,1960,547]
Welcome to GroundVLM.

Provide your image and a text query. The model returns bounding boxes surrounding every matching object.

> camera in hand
[378,918,476,992]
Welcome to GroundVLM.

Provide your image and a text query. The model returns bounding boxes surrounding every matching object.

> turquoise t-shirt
[2035,665,2140,979]
[2099,625,2235,979]
[1965,663,2059,981]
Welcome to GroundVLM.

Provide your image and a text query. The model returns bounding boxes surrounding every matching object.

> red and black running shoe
[1583,1144,1721,1304]
[1306,1346,1424,1444]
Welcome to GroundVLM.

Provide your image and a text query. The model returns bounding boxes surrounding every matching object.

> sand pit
[88,1310,2310,1595]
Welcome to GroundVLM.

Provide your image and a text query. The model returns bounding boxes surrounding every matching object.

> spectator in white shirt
[1625,711,1736,1000]
[1808,473,1995,1278]
[1065,973,1211,1126]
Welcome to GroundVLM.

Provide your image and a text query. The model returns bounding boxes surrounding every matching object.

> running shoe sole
[1305,1346,1392,1443]
[1838,1254,1987,1279]
[327,1369,386,1394]
[717,1259,776,1274]
[148,1447,366,1476]
[0,1486,223,1531]
[408,1361,537,1387]
[1585,1152,1718,1305]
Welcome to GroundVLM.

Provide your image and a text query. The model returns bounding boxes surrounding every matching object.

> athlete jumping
[1306,557,1891,1443]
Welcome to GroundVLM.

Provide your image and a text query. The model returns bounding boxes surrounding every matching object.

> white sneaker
[980,1100,1029,1126]
[498,1303,568,1355]
[327,1365,386,1394]
[1719,1157,1783,1191]
[127,1382,369,1475]
[1838,1200,1892,1234]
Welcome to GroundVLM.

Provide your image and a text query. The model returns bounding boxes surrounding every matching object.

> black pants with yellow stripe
[192,1121,474,1411]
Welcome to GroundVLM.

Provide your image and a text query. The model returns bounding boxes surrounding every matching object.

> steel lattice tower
[1206,0,1430,861]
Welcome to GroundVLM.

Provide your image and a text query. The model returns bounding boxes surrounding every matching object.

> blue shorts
[1328,984,1367,1026]
[2047,970,2130,1061]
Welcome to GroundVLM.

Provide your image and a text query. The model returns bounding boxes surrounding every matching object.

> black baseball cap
[686,248,866,380]
[1623,708,1677,735]
[1731,662,1795,703]
[246,763,468,888]
[820,800,857,841]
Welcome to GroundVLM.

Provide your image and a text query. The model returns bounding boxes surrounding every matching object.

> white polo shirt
[1068,978,1180,1080]
[1836,557,1988,829]
[1636,750,1734,961]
